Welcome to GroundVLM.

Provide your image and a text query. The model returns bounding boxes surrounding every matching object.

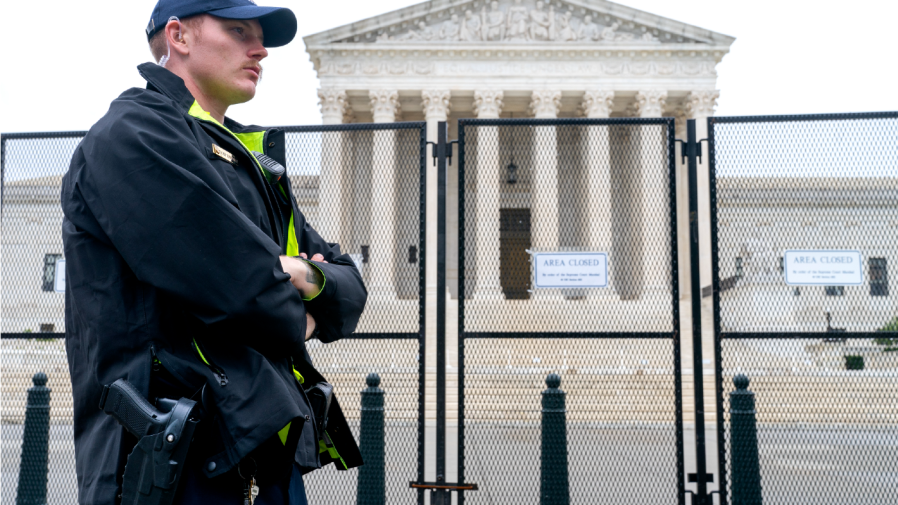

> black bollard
[730,375,762,505]
[357,373,385,505]
[540,373,569,505]
[16,372,51,505]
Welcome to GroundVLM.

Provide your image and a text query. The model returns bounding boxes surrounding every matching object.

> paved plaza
[4,422,896,505]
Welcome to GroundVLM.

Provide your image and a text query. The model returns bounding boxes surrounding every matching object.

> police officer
[61,1,367,504]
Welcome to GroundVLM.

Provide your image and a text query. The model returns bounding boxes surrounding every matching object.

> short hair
[148,15,205,63]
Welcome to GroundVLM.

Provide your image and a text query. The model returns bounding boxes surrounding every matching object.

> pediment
[304,0,734,48]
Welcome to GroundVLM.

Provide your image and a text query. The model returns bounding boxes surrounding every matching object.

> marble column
[529,90,562,253]
[686,90,720,432]
[368,90,401,300]
[529,90,562,299]
[471,90,504,300]
[581,90,615,295]
[635,90,669,295]
[317,88,349,245]
[686,90,720,290]
[422,90,451,302]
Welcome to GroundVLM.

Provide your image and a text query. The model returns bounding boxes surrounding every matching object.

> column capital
[473,90,504,119]
[421,90,451,121]
[635,90,668,118]
[318,88,349,125]
[530,90,562,119]
[369,90,401,123]
[674,108,688,140]
[686,90,720,118]
[581,90,614,119]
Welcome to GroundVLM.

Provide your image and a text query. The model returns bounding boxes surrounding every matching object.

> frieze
[331,0,702,45]
[316,58,717,78]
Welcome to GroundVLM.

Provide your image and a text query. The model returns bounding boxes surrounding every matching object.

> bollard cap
[733,374,750,390]
[366,372,381,388]
[32,372,48,387]
[545,373,561,389]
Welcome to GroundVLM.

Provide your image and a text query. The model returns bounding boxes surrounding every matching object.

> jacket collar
[137,62,263,135]
[137,62,195,113]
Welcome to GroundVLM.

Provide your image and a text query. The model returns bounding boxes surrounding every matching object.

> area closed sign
[533,252,607,288]
[784,250,863,286]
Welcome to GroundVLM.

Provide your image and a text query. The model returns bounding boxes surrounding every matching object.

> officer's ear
[164,17,190,57]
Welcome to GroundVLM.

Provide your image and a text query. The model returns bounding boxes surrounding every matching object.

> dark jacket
[61,62,366,505]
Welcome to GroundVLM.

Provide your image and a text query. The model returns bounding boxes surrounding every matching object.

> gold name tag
[212,144,235,164]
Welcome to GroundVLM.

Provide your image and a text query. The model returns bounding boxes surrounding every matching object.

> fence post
[540,373,569,505]
[16,372,51,505]
[730,375,762,505]
[357,373,385,505]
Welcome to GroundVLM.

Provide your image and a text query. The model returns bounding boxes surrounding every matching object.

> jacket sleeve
[292,210,368,344]
[76,97,307,355]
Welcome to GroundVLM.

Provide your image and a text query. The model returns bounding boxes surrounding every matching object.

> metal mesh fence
[457,119,683,505]
[1,122,427,504]
[709,113,898,505]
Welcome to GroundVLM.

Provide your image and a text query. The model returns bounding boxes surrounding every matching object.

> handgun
[99,379,199,505]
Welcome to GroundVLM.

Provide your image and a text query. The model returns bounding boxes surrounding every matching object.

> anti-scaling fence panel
[281,123,428,505]
[457,118,683,505]
[708,113,898,505]
[1,122,428,505]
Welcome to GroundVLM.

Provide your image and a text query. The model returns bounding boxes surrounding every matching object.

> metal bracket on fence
[447,140,458,165]
[676,137,709,164]
[427,141,438,166]
[409,482,479,491]
[688,473,714,483]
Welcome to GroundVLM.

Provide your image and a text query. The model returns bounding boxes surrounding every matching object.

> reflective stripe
[286,212,298,257]
[278,423,291,445]
[318,433,348,470]
[192,339,210,366]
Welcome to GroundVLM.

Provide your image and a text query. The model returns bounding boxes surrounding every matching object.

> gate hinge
[427,139,460,166]
[675,138,709,164]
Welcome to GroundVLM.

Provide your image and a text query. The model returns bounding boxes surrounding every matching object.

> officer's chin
[227,86,257,106]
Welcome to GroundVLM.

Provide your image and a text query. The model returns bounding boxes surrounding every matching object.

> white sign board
[783,250,863,286]
[533,253,607,288]
[54,259,66,293]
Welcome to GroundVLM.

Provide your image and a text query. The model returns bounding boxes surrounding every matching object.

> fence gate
[708,112,898,505]
[0,122,429,505]
[455,118,685,504]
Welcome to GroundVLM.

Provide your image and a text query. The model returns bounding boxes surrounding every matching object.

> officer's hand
[305,313,317,341]
[298,252,328,264]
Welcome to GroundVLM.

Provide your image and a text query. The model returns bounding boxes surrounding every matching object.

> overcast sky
[2,0,896,134]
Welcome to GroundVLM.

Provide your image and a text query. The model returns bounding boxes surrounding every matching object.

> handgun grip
[99,379,168,438]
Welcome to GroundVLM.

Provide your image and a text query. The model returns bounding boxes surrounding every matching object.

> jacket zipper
[192,338,229,387]
[151,344,161,373]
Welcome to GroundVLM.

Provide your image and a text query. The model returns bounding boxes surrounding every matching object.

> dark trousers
[175,460,308,505]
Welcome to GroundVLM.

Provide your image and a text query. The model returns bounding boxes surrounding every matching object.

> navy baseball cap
[146,0,297,48]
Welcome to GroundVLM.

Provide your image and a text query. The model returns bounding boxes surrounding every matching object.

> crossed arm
[279,253,327,341]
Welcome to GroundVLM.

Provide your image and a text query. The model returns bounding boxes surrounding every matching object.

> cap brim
[208,5,297,48]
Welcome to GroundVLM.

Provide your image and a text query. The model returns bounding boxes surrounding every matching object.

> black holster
[305,381,334,435]
[99,379,200,505]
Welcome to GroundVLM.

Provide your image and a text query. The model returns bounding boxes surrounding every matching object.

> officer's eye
[232,27,245,38]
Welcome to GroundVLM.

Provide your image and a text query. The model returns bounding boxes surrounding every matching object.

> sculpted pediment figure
[506,0,529,41]
[460,10,482,41]
[483,1,506,41]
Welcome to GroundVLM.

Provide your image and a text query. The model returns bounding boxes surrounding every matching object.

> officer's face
[186,16,268,107]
